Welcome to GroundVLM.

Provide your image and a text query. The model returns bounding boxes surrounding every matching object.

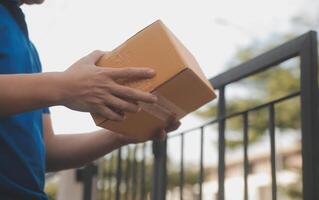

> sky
[22,0,309,165]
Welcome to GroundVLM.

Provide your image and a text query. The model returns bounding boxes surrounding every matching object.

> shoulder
[0,4,23,45]
[0,4,15,29]
[0,4,42,74]
[0,5,31,72]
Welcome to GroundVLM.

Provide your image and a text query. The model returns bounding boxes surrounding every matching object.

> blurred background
[22,0,319,199]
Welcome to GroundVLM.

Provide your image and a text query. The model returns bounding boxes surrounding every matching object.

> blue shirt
[0,2,49,200]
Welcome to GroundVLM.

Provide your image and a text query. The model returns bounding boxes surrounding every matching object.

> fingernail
[137,107,142,112]
[147,69,155,75]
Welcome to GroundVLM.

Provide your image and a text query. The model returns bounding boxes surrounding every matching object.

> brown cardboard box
[92,20,216,141]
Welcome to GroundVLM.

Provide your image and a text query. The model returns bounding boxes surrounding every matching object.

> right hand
[60,50,158,121]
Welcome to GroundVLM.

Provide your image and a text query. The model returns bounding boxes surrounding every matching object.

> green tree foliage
[197,34,301,149]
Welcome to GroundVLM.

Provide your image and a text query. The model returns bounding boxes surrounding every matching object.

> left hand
[115,117,181,144]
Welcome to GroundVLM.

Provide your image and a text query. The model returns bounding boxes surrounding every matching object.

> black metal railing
[78,31,319,200]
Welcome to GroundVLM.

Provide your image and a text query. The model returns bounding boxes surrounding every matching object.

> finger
[164,114,180,132]
[105,94,140,113]
[84,50,107,63]
[96,105,124,121]
[110,84,157,103]
[165,121,181,132]
[109,67,156,80]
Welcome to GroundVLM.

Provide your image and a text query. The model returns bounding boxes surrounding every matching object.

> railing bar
[152,138,168,200]
[218,86,226,200]
[96,159,104,200]
[299,31,319,200]
[168,91,300,139]
[109,154,114,200]
[228,91,299,117]
[162,138,168,200]
[101,158,106,200]
[243,112,249,200]
[115,148,122,200]
[125,146,131,200]
[131,146,138,200]
[140,144,146,200]
[209,31,315,89]
[179,133,184,200]
[199,127,204,200]
[269,104,277,200]
[163,139,169,200]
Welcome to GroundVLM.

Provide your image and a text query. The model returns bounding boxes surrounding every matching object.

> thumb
[83,50,107,64]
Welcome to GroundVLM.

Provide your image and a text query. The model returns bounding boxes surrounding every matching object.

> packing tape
[139,91,187,121]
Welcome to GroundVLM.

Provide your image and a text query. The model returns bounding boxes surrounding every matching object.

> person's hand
[156,118,181,140]
[114,116,181,144]
[60,50,158,121]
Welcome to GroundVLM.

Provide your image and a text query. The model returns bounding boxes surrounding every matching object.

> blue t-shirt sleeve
[43,107,50,114]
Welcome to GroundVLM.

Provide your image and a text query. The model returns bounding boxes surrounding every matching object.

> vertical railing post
[97,158,106,200]
[140,144,146,200]
[124,146,131,200]
[243,112,249,200]
[269,104,277,200]
[152,138,167,200]
[179,134,184,200]
[299,31,319,200]
[108,155,114,200]
[115,148,122,200]
[76,163,98,200]
[198,127,205,200]
[217,87,226,200]
[131,146,138,200]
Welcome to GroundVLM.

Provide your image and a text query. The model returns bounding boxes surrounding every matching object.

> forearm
[0,72,67,115]
[45,130,127,172]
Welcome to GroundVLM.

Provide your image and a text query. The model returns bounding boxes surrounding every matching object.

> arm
[0,50,157,119]
[43,114,126,171]
[0,72,66,115]
[44,113,180,172]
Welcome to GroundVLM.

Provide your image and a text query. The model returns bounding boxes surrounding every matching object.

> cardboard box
[92,20,216,141]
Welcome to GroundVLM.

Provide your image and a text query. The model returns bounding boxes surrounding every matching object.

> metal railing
[78,31,319,200]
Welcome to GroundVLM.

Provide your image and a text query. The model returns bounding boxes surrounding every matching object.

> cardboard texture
[92,20,216,141]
